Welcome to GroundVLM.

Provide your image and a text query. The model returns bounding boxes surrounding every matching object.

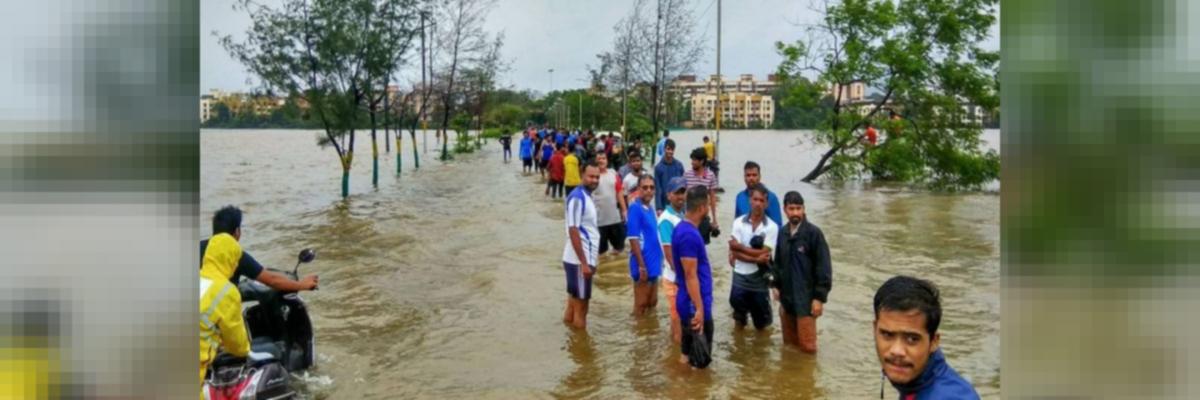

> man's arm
[217,292,251,357]
[812,229,833,304]
[708,176,719,228]
[569,226,591,278]
[682,256,704,331]
[257,270,317,292]
[627,211,647,281]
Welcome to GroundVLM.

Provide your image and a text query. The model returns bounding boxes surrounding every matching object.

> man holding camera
[684,147,720,243]
[727,183,779,331]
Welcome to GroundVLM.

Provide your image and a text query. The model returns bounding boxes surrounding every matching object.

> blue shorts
[564,262,593,300]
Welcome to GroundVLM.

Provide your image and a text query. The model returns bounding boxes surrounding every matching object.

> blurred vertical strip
[0,0,198,398]
[1003,0,1200,398]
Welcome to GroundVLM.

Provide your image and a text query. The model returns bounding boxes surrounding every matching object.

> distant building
[670,73,779,100]
[200,95,214,123]
[691,92,775,128]
[828,81,868,105]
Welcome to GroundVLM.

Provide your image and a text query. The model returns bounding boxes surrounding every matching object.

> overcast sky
[201,0,999,95]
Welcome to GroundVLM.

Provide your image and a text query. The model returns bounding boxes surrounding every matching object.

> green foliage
[775,0,999,189]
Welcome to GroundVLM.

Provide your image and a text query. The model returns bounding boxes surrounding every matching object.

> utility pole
[715,0,722,162]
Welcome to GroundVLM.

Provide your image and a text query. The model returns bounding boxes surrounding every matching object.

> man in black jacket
[771,191,831,353]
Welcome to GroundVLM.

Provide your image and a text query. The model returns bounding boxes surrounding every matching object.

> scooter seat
[250,337,283,361]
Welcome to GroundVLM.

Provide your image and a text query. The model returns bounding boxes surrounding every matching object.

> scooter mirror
[298,249,316,264]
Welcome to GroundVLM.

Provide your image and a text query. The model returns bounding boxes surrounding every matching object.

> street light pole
[715,0,722,162]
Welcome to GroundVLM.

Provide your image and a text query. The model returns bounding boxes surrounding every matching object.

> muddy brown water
[201,129,1000,399]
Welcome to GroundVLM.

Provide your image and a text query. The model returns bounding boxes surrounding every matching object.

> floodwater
[201,128,1000,399]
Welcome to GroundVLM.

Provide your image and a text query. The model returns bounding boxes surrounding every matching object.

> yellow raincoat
[199,233,250,385]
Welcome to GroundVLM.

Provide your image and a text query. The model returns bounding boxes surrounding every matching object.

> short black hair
[663,130,670,137]
[628,151,642,161]
[685,185,709,213]
[665,138,676,150]
[584,160,602,172]
[703,136,710,142]
[690,147,708,161]
[748,183,769,198]
[744,161,761,172]
[873,276,942,336]
[212,205,242,235]
[783,191,805,206]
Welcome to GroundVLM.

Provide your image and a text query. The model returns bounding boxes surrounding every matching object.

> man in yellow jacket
[199,233,250,384]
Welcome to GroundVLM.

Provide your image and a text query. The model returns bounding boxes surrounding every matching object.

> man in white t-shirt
[657,176,688,343]
[562,162,602,330]
[592,152,627,257]
[727,183,779,330]
[621,152,645,205]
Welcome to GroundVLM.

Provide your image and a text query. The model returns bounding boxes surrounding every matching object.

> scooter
[203,249,319,400]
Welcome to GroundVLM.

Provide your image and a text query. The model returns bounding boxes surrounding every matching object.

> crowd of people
[509,124,980,398]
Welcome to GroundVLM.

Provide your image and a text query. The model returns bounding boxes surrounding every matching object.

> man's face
[670,190,685,210]
[874,309,940,385]
[582,166,601,191]
[691,158,703,170]
[639,179,655,203]
[785,203,806,225]
[750,190,766,217]
[744,167,761,189]
[630,157,643,172]
[665,146,675,160]
[596,153,608,170]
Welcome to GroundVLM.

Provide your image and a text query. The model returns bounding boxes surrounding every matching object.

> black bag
[686,329,712,369]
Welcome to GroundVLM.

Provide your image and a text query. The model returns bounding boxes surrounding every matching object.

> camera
[749,234,774,286]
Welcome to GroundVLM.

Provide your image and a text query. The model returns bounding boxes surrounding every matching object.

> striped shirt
[683,167,717,190]
[562,187,600,266]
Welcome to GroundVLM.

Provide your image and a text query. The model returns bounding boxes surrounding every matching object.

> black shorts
[680,318,715,357]
[522,157,532,168]
[729,285,773,329]
[539,159,550,169]
[598,223,626,253]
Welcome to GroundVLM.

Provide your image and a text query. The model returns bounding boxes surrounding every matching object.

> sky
[201,0,999,95]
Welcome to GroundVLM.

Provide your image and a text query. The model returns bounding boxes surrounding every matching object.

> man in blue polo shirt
[519,131,534,173]
[733,161,783,226]
[626,174,662,317]
[673,185,714,368]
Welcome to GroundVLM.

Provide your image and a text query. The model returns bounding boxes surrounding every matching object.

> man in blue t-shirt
[626,174,663,317]
[519,132,534,173]
[653,139,685,211]
[733,161,783,226]
[673,185,714,368]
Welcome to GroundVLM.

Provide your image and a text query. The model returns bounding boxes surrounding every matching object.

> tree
[220,0,420,198]
[771,75,828,129]
[776,0,999,188]
[432,0,496,161]
[630,0,704,165]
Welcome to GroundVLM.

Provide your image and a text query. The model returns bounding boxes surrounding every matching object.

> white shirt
[657,205,683,282]
[562,188,600,266]
[592,169,623,226]
[622,172,641,196]
[730,213,779,276]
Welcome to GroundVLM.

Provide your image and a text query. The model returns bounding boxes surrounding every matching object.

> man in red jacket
[548,144,567,199]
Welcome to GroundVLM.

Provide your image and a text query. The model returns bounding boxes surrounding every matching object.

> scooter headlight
[239,369,263,400]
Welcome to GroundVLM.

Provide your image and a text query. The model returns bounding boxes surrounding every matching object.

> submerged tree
[220,0,419,198]
[776,0,999,188]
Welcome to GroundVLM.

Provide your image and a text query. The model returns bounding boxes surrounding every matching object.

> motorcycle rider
[200,206,318,291]
[199,233,251,384]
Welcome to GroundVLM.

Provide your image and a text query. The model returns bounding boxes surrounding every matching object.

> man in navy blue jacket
[873,276,979,400]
